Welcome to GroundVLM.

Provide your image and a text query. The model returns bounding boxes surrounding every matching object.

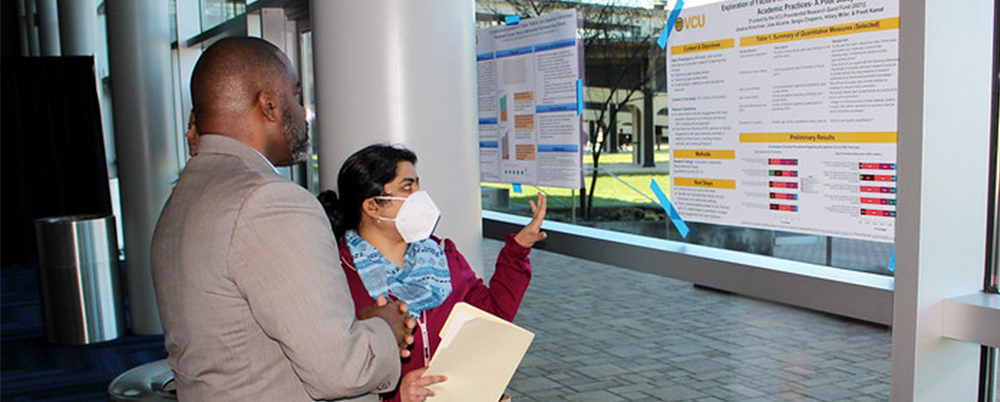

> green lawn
[585,150,670,165]
[483,173,670,208]
[482,149,672,209]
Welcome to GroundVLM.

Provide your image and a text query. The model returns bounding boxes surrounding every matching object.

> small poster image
[477,9,585,189]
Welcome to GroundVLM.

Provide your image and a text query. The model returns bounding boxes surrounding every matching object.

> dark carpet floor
[1,265,167,402]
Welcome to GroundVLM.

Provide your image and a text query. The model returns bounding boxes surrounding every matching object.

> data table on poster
[667,0,899,242]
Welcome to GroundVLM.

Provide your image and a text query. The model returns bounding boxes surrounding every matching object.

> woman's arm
[460,193,546,320]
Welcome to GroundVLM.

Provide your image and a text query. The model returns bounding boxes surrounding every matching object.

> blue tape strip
[537,144,580,152]
[888,250,896,272]
[512,183,523,194]
[577,79,584,115]
[658,0,685,49]
[505,15,520,25]
[536,103,577,113]
[649,179,690,238]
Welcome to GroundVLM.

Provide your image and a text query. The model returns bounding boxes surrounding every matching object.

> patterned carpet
[1,265,167,402]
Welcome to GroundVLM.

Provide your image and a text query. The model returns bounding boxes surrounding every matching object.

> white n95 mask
[375,190,441,243]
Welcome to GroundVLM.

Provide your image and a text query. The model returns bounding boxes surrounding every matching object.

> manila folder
[425,302,534,402]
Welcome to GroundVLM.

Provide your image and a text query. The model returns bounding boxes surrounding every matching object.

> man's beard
[282,104,310,164]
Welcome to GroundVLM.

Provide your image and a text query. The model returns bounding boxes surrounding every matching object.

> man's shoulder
[235,180,319,221]
[188,135,281,179]
[179,152,286,194]
[157,154,294,238]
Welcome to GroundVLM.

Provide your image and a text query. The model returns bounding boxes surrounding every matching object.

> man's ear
[257,90,279,122]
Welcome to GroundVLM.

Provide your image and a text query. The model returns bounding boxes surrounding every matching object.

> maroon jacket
[338,234,533,402]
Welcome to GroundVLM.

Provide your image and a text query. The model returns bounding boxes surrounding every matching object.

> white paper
[437,311,475,350]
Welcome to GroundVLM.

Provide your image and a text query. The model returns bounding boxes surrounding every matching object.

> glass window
[476,0,896,276]
[300,30,320,195]
[169,0,177,43]
[200,0,245,32]
[993,357,998,402]
[987,347,999,402]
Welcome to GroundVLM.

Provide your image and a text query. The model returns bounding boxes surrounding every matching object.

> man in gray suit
[152,37,412,401]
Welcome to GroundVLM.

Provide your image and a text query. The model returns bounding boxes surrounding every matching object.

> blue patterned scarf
[344,230,452,317]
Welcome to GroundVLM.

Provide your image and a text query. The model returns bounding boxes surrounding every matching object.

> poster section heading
[477,9,585,189]
[666,0,898,243]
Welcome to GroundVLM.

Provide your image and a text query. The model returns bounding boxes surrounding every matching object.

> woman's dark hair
[319,144,417,239]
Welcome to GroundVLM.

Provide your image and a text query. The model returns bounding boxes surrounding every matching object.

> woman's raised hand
[513,192,547,248]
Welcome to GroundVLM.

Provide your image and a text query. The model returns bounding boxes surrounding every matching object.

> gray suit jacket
[151,135,399,401]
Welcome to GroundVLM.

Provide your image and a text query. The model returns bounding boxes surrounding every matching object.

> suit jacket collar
[196,134,279,174]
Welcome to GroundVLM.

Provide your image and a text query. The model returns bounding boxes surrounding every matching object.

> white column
[36,0,60,55]
[57,0,96,56]
[105,0,179,335]
[311,0,484,274]
[892,0,995,400]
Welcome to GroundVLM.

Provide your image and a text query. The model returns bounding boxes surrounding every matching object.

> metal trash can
[108,359,177,402]
[34,214,125,344]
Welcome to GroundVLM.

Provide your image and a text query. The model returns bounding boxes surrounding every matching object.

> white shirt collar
[250,147,280,174]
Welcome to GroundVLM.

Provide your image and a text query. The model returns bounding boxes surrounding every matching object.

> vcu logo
[675,14,706,32]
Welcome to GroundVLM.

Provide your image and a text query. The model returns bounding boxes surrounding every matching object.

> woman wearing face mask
[319,144,546,402]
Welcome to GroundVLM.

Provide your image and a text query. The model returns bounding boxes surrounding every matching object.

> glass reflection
[476,0,895,276]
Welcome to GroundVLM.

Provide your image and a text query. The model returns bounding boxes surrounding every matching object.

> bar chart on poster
[477,9,585,189]
[666,0,899,242]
